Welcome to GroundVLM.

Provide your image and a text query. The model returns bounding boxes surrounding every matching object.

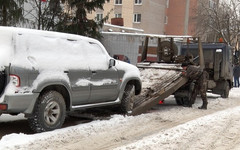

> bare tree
[24,0,110,39]
[195,0,240,46]
[25,0,65,30]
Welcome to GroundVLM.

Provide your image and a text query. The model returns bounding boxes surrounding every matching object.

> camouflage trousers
[190,71,208,109]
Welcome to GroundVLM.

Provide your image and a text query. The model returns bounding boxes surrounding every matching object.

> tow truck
[131,36,233,115]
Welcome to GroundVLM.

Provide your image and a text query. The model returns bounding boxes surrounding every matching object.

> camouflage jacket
[185,65,203,80]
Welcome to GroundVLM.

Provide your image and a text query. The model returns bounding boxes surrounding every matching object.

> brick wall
[164,0,198,36]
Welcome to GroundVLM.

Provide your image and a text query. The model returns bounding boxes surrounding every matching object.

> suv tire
[120,84,135,115]
[28,91,66,133]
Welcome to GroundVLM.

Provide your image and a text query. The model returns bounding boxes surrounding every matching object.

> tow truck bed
[132,62,188,115]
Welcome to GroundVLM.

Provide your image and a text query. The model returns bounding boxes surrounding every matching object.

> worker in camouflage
[187,66,209,109]
[182,53,209,109]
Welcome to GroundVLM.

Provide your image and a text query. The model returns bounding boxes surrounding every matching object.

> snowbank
[1,89,240,149]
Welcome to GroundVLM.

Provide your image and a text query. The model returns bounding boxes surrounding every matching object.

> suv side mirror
[109,59,116,68]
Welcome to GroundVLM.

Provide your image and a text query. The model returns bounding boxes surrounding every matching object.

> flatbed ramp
[131,63,188,115]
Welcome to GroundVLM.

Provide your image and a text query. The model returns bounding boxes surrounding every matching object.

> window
[115,0,122,5]
[135,0,142,5]
[133,14,141,23]
[96,13,103,22]
[115,13,122,18]
[87,43,109,70]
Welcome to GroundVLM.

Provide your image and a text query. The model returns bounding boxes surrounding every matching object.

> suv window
[86,42,108,70]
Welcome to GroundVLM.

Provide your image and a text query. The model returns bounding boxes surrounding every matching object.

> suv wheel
[120,84,135,115]
[28,91,66,133]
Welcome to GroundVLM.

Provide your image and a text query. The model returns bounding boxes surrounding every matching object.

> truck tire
[182,97,191,106]
[175,97,183,105]
[221,83,230,98]
[175,97,190,106]
[28,91,66,133]
[0,71,5,95]
[120,84,135,115]
[159,41,178,63]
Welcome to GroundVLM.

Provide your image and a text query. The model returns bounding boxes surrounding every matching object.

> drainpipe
[184,0,190,35]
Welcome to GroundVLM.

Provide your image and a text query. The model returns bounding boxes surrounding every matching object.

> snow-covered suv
[0,27,141,132]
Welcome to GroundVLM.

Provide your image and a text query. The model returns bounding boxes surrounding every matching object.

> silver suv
[0,27,141,132]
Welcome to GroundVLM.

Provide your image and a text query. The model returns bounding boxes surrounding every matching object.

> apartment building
[88,0,218,36]
[88,0,166,34]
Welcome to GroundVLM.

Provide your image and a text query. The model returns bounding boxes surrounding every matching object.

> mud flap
[214,50,222,80]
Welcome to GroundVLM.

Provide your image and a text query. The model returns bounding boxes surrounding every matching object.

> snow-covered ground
[0,88,240,150]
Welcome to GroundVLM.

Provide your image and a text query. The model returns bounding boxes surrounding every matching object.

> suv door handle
[92,71,97,74]
[64,71,69,73]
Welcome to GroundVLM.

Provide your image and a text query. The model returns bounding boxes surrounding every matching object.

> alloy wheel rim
[44,101,60,125]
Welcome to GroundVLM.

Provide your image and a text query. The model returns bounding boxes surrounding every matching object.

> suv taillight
[10,75,20,87]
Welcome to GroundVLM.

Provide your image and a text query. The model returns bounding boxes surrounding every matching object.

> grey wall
[101,33,163,65]
[101,33,183,65]
[101,33,145,65]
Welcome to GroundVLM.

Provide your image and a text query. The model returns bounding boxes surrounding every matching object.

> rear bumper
[0,93,39,115]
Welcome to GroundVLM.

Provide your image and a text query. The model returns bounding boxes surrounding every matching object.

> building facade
[89,0,217,36]
[88,0,166,34]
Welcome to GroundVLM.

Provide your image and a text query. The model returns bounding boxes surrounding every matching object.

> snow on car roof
[0,26,98,43]
[0,26,110,70]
